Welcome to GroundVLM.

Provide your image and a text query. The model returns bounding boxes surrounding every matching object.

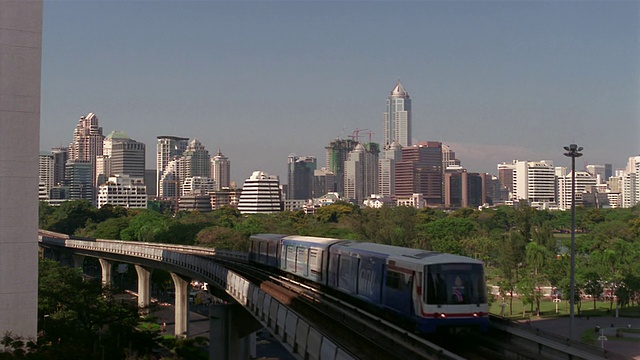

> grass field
[490,297,640,320]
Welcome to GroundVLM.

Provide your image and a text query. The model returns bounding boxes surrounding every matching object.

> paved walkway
[521,316,640,359]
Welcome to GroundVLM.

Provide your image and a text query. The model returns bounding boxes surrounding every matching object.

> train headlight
[440,313,446,318]
[473,312,478,318]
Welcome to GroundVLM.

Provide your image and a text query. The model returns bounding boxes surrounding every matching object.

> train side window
[285,245,296,270]
[338,256,352,290]
[268,242,276,259]
[386,270,401,290]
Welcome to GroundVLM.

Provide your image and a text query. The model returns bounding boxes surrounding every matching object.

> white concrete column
[209,304,259,360]
[98,258,113,287]
[170,272,189,337]
[72,254,85,269]
[134,265,152,311]
[0,0,43,340]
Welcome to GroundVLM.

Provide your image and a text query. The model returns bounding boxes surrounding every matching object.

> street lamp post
[564,143,583,340]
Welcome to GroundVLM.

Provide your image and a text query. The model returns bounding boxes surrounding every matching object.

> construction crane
[348,128,369,142]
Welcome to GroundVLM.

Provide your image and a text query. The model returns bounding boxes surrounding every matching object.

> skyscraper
[51,147,68,186]
[68,112,104,190]
[179,139,210,180]
[344,144,366,203]
[287,155,316,200]
[383,80,412,147]
[325,138,359,196]
[211,149,231,191]
[65,160,94,201]
[379,141,402,198]
[395,142,443,205]
[156,136,188,197]
[104,131,146,180]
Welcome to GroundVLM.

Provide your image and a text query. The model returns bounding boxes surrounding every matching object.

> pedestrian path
[521,316,640,359]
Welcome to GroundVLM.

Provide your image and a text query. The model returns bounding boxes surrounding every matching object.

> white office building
[97,175,147,209]
[182,176,216,196]
[557,170,597,210]
[512,160,556,206]
[237,171,282,214]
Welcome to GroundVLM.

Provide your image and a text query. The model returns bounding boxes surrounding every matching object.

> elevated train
[249,234,489,334]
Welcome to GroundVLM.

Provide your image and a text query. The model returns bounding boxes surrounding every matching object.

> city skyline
[39,1,639,184]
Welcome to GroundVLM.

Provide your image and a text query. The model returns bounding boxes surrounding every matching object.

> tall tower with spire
[383,80,412,147]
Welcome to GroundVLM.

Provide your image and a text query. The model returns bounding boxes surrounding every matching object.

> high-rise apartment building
[68,113,104,190]
[156,136,188,197]
[325,138,359,196]
[39,152,54,200]
[383,80,412,147]
[378,141,402,198]
[395,142,443,205]
[287,155,316,200]
[211,149,231,191]
[180,139,210,180]
[237,171,282,214]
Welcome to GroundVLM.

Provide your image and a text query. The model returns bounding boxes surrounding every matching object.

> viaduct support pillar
[209,304,261,360]
[72,254,85,270]
[134,265,152,313]
[98,258,113,287]
[170,272,189,338]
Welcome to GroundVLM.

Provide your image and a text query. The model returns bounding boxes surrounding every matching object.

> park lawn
[490,298,640,320]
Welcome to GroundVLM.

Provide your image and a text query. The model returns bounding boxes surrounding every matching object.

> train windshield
[425,263,486,305]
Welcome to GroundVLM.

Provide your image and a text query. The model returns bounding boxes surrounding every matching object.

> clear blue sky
[40,1,640,185]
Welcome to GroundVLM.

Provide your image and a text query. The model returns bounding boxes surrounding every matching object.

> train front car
[420,254,489,333]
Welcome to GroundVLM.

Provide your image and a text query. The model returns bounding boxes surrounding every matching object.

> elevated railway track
[38,230,631,360]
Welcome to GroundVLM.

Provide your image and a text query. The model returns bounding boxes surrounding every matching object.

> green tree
[37,259,157,359]
[582,272,603,310]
